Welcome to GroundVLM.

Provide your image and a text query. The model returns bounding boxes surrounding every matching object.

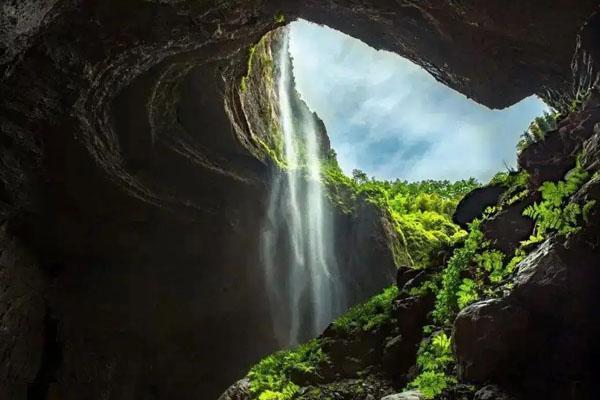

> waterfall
[261,29,346,346]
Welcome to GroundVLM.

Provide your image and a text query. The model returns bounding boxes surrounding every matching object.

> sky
[288,20,549,182]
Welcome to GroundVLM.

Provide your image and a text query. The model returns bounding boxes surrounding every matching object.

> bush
[523,161,590,237]
[332,285,398,333]
[409,331,456,399]
[248,340,326,400]
[517,111,559,152]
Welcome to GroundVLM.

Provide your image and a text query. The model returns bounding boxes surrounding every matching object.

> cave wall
[1,1,600,399]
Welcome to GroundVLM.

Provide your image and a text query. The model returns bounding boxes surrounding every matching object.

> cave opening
[2,3,599,400]
[247,19,552,353]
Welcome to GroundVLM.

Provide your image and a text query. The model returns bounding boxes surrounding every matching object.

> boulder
[453,233,600,399]
[481,200,534,255]
[474,385,517,400]
[381,334,415,375]
[217,379,251,400]
[453,186,506,229]
[381,390,424,400]
[396,266,422,291]
[453,299,530,384]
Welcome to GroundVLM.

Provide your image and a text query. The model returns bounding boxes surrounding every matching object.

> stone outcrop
[452,186,506,229]
[453,85,600,400]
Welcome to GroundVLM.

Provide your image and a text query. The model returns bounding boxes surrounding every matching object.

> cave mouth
[237,17,552,381]
[286,19,550,183]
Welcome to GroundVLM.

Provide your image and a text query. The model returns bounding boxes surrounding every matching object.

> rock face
[1,1,599,400]
[454,90,600,400]
[453,185,506,229]
[480,200,534,255]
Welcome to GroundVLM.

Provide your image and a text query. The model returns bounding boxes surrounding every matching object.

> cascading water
[261,29,346,346]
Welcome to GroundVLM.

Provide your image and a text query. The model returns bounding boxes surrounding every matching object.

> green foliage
[248,340,325,400]
[517,111,559,152]
[583,200,597,223]
[490,170,531,207]
[409,331,456,399]
[523,162,590,236]
[476,250,505,283]
[240,45,258,93]
[332,285,398,333]
[274,12,286,24]
[322,152,478,268]
[433,220,484,324]
[457,279,479,309]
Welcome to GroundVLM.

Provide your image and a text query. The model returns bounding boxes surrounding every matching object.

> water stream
[261,29,346,346]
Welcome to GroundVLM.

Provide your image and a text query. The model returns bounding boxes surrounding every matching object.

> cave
[1,2,600,400]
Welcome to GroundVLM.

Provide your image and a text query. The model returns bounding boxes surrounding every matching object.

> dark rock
[454,232,600,399]
[321,329,386,378]
[218,378,251,400]
[573,11,600,98]
[474,385,517,400]
[295,376,396,400]
[453,299,530,384]
[381,334,414,375]
[401,271,430,294]
[453,186,506,229]
[481,200,535,255]
[581,128,600,173]
[396,266,421,291]
[0,224,45,400]
[518,90,600,188]
[392,295,435,339]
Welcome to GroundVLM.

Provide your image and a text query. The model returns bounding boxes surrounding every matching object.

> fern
[523,162,590,237]
[408,331,456,399]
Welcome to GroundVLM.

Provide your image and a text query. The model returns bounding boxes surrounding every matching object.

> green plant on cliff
[332,285,398,333]
[248,340,326,400]
[432,220,484,324]
[409,331,456,399]
[517,111,559,152]
[490,170,530,207]
[523,160,590,238]
[322,153,478,269]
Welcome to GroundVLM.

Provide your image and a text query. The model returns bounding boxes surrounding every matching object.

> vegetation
[409,331,456,399]
[248,340,326,400]
[523,159,591,241]
[517,111,559,152]
[322,151,479,268]
[245,98,598,400]
[274,12,286,24]
[332,285,398,333]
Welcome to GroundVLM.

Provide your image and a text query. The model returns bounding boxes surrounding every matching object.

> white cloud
[289,20,549,182]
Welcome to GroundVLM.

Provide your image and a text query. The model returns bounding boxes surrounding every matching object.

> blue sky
[288,20,549,182]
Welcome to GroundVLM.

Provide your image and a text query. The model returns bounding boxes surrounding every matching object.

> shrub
[408,331,456,399]
[248,340,326,400]
[523,161,590,237]
[517,111,559,152]
[332,285,398,333]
